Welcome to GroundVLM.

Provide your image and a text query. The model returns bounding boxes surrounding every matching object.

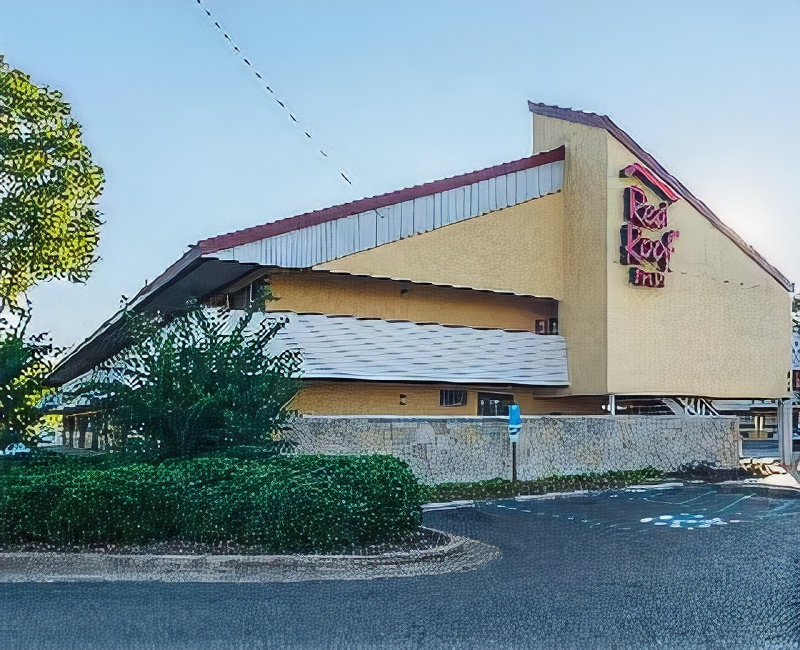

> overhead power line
[193,0,353,186]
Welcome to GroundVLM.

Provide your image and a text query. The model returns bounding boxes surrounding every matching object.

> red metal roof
[528,102,793,292]
[197,146,565,254]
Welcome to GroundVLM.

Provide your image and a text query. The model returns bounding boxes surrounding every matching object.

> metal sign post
[508,404,521,484]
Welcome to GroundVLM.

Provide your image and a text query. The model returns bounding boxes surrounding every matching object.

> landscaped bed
[0,450,427,554]
[2,450,745,557]
[0,527,453,557]
[426,467,668,502]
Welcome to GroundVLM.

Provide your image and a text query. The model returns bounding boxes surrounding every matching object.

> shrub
[0,462,175,545]
[0,453,425,553]
[220,442,298,460]
[426,467,665,502]
[0,313,55,446]
[65,297,302,458]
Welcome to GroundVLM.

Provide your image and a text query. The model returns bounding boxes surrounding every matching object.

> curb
[716,479,800,498]
[0,528,500,584]
[423,500,476,511]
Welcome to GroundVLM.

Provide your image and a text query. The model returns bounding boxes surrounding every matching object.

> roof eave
[47,247,205,386]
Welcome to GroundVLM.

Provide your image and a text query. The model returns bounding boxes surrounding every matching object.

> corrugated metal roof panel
[215,160,563,268]
[198,147,565,254]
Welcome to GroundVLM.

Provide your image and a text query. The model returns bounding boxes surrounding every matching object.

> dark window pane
[440,390,468,407]
[477,392,515,416]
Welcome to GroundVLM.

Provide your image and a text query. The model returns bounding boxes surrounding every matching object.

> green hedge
[426,467,665,502]
[0,453,425,553]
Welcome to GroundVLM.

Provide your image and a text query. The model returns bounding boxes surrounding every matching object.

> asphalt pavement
[2,483,799,650]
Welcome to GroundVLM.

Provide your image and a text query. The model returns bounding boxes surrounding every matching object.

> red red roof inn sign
[619,163,681,288]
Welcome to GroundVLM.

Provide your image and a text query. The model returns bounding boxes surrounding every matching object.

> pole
[777,398,792,466]
[508,403,521,484]
[512,441,517,484]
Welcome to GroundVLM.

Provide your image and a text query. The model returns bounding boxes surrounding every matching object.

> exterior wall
[533,116,609,395]
[290,382,604,416]
[208,156,564,268]
[288,415,740,484]
[237,114,791,404]
[314,192,565,300]
[532,114,792,399]
[268,271,556,330]
[604,135,793,398]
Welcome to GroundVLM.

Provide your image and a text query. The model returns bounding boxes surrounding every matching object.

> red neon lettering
[624,186,668,230]
[619,183,680,288]
[620,164,680,203]
[620,225,679,272]
[629,268,665,288]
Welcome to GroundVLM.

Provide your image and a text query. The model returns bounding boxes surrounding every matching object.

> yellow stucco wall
[267,271,556,330]
[604,135,792,398]
[314,192,566,300]
[533,116,610,395]
[273,113,791,404]
[290,382,605,416]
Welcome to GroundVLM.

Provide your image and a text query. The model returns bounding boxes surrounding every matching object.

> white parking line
[716,494,754,513]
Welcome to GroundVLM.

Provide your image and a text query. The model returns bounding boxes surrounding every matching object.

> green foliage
[1,462,170,545]
[0,312,53,446]
[68,298,302,458]
[426,467,665,502]
[0,452,426,552]
[0,56,104,309]
[171,454,425,552]
[221,442,299,459]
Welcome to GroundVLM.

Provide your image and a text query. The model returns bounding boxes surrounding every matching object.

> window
[206,278,270,311]
[440,390,467,407]
[477,392,515,416]
[535,318,558,335]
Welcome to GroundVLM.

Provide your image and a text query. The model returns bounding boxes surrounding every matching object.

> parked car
[1,442,31,457]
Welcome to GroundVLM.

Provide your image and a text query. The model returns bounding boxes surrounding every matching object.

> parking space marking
[715,494,754,513]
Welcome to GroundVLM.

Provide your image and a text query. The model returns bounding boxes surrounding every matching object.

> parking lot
[3,482,799,649]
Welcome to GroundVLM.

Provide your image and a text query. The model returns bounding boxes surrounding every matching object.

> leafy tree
[0,55,103,311]
[0,312,54,446]
[70,299,302,458]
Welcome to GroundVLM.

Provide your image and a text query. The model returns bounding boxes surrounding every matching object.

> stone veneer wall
[287,416,740,485]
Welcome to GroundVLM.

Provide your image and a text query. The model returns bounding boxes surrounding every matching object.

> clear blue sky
[1,0,798,350]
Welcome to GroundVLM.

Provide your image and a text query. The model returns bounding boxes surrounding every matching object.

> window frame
[477,392,516,417]
[439,389,468,407]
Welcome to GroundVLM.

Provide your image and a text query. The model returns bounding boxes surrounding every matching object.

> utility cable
[193,0,353,187]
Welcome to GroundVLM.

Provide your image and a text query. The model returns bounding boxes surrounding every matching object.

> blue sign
[508,404,521,443]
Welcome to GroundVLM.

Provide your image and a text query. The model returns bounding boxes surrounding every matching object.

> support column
[777,398,792,466]
[90,416,99,451]
[65,416,74,448]
[77,416,87,449]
